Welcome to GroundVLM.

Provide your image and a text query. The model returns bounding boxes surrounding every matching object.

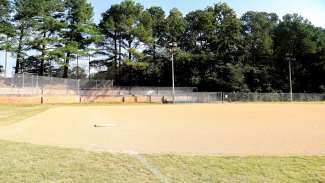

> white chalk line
[126,151,170,183]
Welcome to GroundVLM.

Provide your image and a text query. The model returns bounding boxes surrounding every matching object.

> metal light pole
[286,53,295,102]
[76,54,79,79]
[171,53,175,103]
[288,58,293,101]
[169,42,177,104]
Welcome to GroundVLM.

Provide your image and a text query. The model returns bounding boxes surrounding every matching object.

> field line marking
[127,151,170,183]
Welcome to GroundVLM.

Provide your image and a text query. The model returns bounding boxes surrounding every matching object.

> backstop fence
[1,73,325,103]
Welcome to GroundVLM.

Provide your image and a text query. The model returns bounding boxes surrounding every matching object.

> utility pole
[288,58,293,101]
[76,54,79,79]
[169,42,177,104]
[171,53,175,103]
[286,53,295,102]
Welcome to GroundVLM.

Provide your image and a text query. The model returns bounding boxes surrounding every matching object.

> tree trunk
[40,32,47,76]
[118,38,122,82]
[114,32,118,82]
[128,36,132,61]
[4,36,8,77]
[15,27,25,74]
[153,40,156,60]
[63,52,70,78]
[128,38,133,86]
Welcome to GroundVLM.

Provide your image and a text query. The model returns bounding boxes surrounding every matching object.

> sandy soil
[0,104,325,156]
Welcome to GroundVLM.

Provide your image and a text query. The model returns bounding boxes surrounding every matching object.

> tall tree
[13,0,40,74]
[273,14,318,92]
[189,3,247,92]
[61,0,95,78]
[98,0,151,84]
[118,0,148,61]
[209,3,241,61]
[184,9,214,52]
[0,0,14,76]
[144,6,166,60]
[98,3,124,82]
[28,0,65,76]
[166,8,186,45]
[240,11,279,91]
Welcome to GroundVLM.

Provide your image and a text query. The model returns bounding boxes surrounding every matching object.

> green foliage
[1,0,324,92]
[25,0,65,76]
[69,66,87,79]
[0,0,13,37]
[166,8,186,43]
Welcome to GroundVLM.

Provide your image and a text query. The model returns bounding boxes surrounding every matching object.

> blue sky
[90,0,325,28]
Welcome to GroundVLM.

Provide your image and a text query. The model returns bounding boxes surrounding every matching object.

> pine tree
[27,0,65,76]
[0,0,14,76]
[61,0,95,78]
[13,0,40,73]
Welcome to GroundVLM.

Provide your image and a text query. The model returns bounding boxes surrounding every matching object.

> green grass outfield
[0,104,325,182]
[0,105,50,126]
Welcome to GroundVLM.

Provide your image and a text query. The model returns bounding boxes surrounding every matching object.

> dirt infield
[0,103,325,156]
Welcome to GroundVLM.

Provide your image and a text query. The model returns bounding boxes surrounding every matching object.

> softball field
[0,103,324,156]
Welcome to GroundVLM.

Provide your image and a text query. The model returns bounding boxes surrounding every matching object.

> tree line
[0,0,324,92]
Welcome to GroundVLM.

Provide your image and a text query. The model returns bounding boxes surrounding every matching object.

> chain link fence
[80,87,196,97]
[163,92,325,103]
[1,73,325,103]
[163,92,223,103]
[0,73,114,96]
[222,92,325,102]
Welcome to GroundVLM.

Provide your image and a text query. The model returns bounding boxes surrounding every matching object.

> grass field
[0,104,325,182]
[1,140,325,183]
[0,105,49,126]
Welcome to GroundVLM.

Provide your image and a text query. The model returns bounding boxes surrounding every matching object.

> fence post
[77,79,80,96]
[221,92,224,103]
[22,72,25,88]
[36,75,39,88]
[65,79,68,95]
[31,75,34,88]
[41,86,44,104]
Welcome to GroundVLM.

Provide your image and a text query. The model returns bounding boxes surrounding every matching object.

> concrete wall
[42,96,80,104]
[151,96,164,104]
[80,96,124,104]
[0,96,41,105]
[124,96,137,103]
[0,95,164,105]
[137,96,151,103]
